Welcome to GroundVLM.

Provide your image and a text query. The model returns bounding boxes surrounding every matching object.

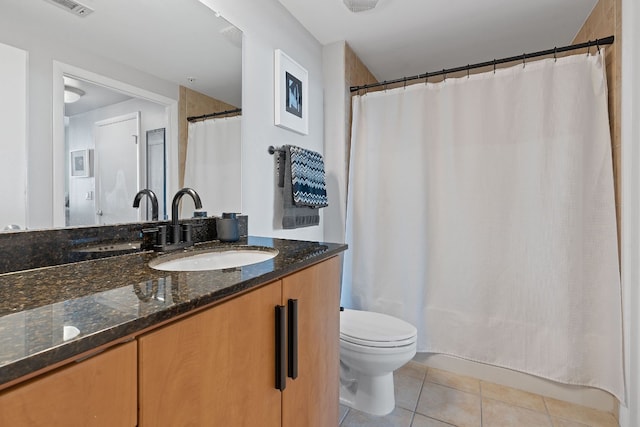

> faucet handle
[181,224,193,243]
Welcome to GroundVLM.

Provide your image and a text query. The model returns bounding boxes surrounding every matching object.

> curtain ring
[443,69,446,82]
[424,72,429,85]
[467,65,470,79]
[522,53,526,68]
[597,40,601,55]
[403,77,407,89]
[383,81,388,91]
[587,41,591,56]
[554,47,557,62]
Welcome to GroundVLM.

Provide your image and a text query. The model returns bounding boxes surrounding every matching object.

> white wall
[620,0,640,425]
[0,15,178,229]
[201,0,325,242]
[323,41,348,244]
[0,42,27,230]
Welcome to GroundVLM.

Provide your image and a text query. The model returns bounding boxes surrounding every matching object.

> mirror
[0,0,242,230]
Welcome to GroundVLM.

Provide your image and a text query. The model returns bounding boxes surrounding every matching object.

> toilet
[339,309,417,416]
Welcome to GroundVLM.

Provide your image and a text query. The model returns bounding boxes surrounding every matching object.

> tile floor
[338,362,619,427]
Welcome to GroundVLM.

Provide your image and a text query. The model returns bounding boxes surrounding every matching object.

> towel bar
[268,145,285,155]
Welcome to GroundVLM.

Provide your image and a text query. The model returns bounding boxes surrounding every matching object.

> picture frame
[274,49,309,135]
[70,149,92,177]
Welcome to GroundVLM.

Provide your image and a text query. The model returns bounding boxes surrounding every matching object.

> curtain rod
[187,108,242,122]
[350,36,614,93]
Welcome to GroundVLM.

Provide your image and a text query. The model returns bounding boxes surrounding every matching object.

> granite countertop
[0,236,347,388]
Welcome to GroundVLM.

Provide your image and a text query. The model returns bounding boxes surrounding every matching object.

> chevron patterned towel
[288,145,328,208]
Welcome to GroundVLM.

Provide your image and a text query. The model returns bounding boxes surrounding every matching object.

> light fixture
[343,0,379,13]
[64,85,85,103]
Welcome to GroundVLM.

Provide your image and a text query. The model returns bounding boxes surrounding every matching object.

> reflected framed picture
[274,49,308,135]
[70,149,92,177]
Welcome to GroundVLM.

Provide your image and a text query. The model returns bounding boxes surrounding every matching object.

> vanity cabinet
[138,256,341,427]
[0,341,137,426]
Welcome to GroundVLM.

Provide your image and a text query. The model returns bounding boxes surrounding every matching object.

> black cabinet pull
[275,305,286,391]
[288,299,298,379]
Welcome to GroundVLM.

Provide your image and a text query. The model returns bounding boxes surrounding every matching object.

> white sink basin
[149,247,278,272]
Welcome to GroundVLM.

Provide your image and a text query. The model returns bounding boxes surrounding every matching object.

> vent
[43,0,94,17]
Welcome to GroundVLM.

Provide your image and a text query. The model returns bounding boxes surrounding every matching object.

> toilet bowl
[339,309,417,416]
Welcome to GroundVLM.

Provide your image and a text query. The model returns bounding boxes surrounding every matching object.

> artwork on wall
[70,149,92,177]
[274,49,308,135]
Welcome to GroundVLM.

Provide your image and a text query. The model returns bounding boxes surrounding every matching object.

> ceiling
[4,0,242,113]
[278,0,599,82]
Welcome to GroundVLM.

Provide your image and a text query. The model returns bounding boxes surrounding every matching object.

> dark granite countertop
[0,236,346,388]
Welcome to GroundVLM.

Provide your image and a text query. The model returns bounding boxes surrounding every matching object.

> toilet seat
[340,309,417,348]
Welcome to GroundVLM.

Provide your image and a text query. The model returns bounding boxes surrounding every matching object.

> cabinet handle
[275,305,286,391]
[288,299,298,379]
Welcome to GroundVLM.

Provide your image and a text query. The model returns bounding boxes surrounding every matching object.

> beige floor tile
[411,413,456,427]
[394,373,424,411]
[482,397,552,427]
[425,368,480,394]
[544,397,618,427]
[480,380,547,412]
[340,405,350,425]
[551,417,591,427]
[416,382,481,427]
[397,361,428,380]
[341,407,413,427]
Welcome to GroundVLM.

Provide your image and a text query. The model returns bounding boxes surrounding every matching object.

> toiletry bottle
[216,213,239,242]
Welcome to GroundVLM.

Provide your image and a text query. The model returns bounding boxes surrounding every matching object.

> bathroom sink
[149,246,278,272]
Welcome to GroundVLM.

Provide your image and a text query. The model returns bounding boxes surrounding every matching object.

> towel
[288,145,328,208]
[277,145,327,229]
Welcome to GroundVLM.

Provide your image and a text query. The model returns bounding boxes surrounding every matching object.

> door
[282,257,341,427]
[138,281,282,427]
[0,342,137,426]
[94,112,140,225]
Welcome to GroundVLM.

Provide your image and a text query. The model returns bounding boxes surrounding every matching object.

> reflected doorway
[64,75,169,226]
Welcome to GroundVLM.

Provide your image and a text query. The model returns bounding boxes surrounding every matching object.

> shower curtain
[183,115,241,216]
[342,51,624,400]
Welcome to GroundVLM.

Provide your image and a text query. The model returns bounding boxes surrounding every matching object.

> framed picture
[70,149,92,177]
[274,49,308,135]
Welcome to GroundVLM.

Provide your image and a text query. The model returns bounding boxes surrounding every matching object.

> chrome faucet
[170,187,203,244]
[132,189,159,221]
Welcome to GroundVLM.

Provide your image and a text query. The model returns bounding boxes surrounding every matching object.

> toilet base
[339,366,395,416]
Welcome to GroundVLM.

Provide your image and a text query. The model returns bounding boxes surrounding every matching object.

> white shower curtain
[343,51,624,400]
[183,116,242,216]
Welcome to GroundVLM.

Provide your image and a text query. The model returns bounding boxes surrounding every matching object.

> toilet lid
[340,309,417,348]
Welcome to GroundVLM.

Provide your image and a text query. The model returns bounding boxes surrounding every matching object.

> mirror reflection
[0,0,242,230]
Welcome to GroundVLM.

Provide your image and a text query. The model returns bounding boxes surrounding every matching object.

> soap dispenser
[216,213,239,242]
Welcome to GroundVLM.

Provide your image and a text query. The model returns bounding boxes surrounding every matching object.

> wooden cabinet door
[0,341,137,427]
[138,281,282,427]
[282,257,341,427]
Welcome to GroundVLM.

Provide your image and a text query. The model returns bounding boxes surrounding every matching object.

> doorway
[62,73,172,226]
